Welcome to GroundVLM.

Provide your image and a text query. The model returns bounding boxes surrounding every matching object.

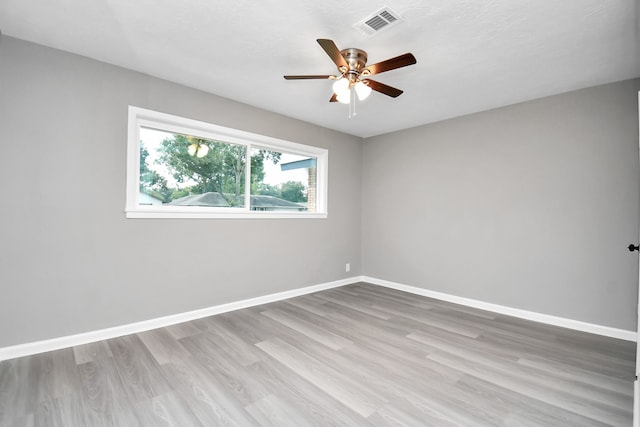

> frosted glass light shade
[332,78,349,95]
[355,81,372,100]
[333,78,351,104]
[336,91,350,104]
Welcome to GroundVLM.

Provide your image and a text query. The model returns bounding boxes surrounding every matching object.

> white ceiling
[1,1,639,138]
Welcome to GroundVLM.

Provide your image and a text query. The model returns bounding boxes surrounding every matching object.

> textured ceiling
[1,0,639,137]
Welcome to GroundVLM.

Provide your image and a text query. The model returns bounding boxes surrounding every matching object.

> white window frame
[126,106,328,219]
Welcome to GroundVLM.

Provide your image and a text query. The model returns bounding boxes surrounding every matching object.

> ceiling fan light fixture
[334,78,371,104]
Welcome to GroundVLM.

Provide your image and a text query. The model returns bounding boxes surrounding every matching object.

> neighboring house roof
[248,195,304,209]
[169,192,230,207]
[168,192,305,210]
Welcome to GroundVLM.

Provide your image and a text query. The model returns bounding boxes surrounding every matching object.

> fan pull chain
[349,85,356,118]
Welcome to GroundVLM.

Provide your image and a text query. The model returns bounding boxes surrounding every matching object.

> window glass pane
[250,147,317,212]
[139,127,246,208]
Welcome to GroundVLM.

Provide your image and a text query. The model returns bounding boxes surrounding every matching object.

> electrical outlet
[346,263,351,273]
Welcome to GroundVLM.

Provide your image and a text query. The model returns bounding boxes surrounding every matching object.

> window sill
[125,209,328,219]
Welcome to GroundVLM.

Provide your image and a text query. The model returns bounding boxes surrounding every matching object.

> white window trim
[126,106,328,219]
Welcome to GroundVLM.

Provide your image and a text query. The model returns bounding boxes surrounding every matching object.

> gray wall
[363,79,640,331]
[1,35,638,348]
[0,37,363,347]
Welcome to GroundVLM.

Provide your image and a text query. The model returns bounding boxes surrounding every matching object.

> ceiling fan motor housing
[340,48,368,81]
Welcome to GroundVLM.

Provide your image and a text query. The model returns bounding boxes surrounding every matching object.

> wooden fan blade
[329,93,338,102]
[317,39,348,70]
[364,53,416,76]
[363,79,404,98]
[283,75,333,80]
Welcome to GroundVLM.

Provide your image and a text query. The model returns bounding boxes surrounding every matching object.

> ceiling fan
[284,39,417,109]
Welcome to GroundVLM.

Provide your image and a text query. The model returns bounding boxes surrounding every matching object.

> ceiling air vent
[354,7,403,36]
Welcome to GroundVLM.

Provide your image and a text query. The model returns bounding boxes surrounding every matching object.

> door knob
[628,244,639,252]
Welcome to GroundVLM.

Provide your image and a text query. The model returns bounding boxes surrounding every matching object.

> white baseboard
[1,275,635,361]
[0,277,356,361]
[361,276,637,342]
[634,381,639,427]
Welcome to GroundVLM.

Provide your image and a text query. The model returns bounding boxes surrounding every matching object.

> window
[126,106,328,218]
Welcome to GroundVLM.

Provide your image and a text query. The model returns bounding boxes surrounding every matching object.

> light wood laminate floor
[0,283,635,426]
